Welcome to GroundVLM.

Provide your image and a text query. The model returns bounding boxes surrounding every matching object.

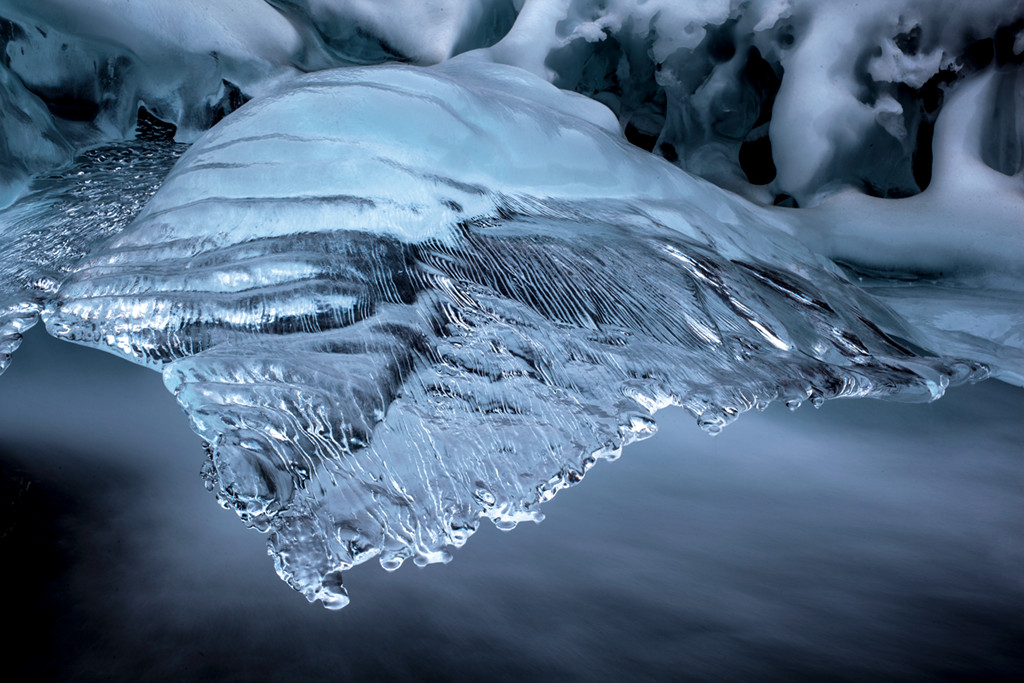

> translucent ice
[0,133,183,374]
[1,0,1021,609]
[43,60,991,607]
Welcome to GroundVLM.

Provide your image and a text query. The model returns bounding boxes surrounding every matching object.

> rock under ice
[1,1,1021,608]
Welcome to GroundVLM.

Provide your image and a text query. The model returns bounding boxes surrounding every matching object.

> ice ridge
[41,60,987,607]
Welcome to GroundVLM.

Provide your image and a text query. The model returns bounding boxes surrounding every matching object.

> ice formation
[1,1,1022,607]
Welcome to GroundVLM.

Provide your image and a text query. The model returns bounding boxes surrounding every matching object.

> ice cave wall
[2,0,1022,209]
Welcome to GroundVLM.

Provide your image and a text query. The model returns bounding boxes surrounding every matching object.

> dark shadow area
[136,106,177,142]
[0,445,144,682]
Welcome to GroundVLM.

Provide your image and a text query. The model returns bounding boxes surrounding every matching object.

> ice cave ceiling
[0,0,1021,608]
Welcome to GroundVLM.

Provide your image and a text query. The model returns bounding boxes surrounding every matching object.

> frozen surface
[0,133,183,374]
[473,0,1024,209]
[0,59,73,208]
[1,329,1022,681]
[42,60,1000,607]
[0,0,516,204]
[0,1,1021,611]
[3,1,1022,207]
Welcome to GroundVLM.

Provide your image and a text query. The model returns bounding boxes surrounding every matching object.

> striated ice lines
[43,60,986,607]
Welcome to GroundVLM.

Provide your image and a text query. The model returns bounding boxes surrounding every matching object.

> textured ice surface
[4,1,1022,208]
[0,0,516,204]
[1,1,1022,609]
[42,60,994,607]
[0,133,183,374]
[791,67,1024,385]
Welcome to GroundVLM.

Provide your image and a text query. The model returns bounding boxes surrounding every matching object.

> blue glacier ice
[39,58,1001,607]
[1,1,1022,609]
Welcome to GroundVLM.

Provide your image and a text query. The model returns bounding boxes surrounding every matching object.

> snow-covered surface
[3,0,1021,206]
[796,69,1024,279]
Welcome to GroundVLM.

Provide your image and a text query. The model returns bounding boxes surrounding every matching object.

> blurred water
[0,326,1021,681]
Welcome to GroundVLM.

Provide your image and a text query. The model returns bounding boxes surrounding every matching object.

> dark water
[0,327,1021,681]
